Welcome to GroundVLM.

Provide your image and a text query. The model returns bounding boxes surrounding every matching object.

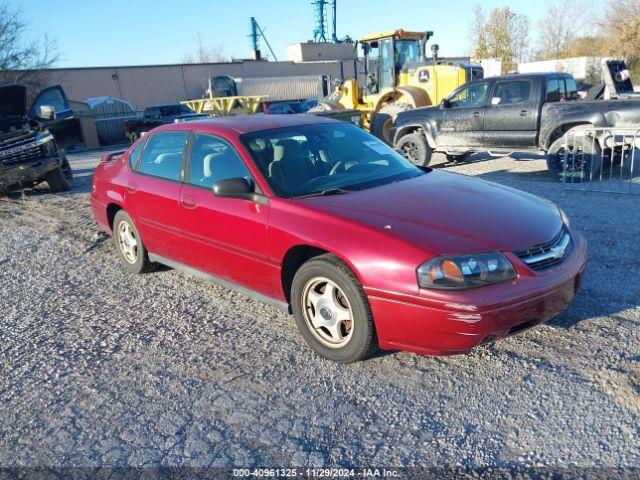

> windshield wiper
[293,188,352,199]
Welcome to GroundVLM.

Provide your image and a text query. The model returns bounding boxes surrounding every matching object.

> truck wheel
[113,210,158,274]
[547,136,603,182]
[370,103,412,144]
[396,133,432,167]
[291,254,378,363]
[45,157,74,192]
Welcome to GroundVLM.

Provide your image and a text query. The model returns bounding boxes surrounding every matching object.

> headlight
[35,131,56,154]
[35,131,54,144]
[417,252,516,290]
[559,208,570,227]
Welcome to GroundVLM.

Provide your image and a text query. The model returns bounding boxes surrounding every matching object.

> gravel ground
[0,148,638,472]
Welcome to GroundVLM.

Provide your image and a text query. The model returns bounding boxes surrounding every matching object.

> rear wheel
[291,254,377,363]
[45,157,74,192]
[396,133,432,167]
[547,136,603,182]
[113,210,158,274]
[370,102,412,144]
[446,153,471,163]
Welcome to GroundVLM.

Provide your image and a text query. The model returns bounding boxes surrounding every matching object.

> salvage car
[392,71,640,180]
[124,104,208,143]
[0,84,73,194]
[91,115,586,363]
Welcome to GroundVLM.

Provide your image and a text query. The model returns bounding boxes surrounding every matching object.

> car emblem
[320,307,332,321]
[418,70,430,83]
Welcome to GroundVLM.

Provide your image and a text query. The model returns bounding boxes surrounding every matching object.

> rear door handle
[473,111,481,118]
[181,197,197,209]
[125,183,137,194]
[520,110,529,116]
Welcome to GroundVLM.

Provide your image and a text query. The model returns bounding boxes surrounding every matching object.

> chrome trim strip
[522,233,571,265]
[148,253,290,313]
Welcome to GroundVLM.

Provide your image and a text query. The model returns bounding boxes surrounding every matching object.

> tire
[547,135,603,182]
[291,254,378,363]
[396,133,433,167]
[112,210,158,274]
[446,153,471,163]
[370,103,412,144]
[45,156,74,192]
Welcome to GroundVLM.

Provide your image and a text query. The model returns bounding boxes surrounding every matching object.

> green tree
[468,5,529,73]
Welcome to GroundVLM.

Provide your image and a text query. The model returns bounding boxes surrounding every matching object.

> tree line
[468,0,640,76]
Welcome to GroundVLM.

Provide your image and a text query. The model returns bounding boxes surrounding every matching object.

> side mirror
[213,177,268,205]
[39,105,56,120]
[440,98,451,109]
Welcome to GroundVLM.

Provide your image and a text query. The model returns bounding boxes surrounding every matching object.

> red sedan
[91,115,586,363]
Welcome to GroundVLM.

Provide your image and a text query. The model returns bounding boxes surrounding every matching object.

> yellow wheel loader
[313,30,483,143]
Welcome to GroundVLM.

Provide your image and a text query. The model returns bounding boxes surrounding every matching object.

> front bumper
[368,231,587,356]
[0,153,62,192]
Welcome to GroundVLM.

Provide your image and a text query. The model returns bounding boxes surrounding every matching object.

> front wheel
[291,254,377,363]
[547,136,603,182]
[396,133,433,167]
[45,157,74,192]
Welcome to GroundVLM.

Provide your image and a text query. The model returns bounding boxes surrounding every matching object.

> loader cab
[361,30,425,95]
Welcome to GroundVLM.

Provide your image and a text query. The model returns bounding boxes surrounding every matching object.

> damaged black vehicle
[0,84,73,195]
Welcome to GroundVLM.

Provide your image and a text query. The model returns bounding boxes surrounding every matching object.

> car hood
[299,171,563,254]
[0,85,27,118]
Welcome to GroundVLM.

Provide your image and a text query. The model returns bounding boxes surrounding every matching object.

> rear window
[136,131,188,181]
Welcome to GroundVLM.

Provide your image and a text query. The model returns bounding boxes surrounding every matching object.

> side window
[492,80,532,106]
[449,83,488,108]
[546,78,562,102]
[128,138,145,169]
[189,133,252,189]
[136,131,188,181]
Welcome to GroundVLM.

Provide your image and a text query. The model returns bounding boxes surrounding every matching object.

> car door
[126,130,190,263]
[483,79,538,148]
[438,81,489,148]
[179,132,272,296]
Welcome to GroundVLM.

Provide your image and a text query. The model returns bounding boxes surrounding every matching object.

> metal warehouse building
[40,59,357,112]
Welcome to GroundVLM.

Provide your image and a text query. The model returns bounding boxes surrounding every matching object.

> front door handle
[473,111,481,118]
[520,109,529,116]
[181,197,197,209]
[125,183,137,194]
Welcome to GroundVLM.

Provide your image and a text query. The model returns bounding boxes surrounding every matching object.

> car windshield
[240,123,425,198]
[160,105,192,116]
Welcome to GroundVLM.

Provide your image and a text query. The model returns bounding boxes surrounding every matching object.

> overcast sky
[13,0,599,68]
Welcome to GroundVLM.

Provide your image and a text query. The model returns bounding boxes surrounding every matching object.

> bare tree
[183,33,228,64]
[537,0,591,60]
[0,2,58,92]
[468,5,489,59]
[468,5,529,73]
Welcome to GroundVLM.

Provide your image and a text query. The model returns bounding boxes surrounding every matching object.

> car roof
[469,72,572,84]
[170,114,338,135]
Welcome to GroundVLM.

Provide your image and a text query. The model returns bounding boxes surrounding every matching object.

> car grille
[0,134,48,167]
[514,227,572,271]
